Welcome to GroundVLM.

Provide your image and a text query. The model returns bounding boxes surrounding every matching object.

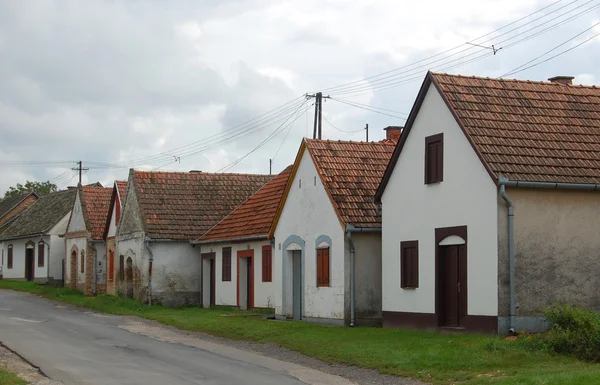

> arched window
[38,241,45,267]
[80,250,85,273]
[7,245,13,269]
[315,236,332,287]
[108,250,115,281]
[119,255,125,280]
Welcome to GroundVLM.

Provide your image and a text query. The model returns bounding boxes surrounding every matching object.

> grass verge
[2,280,599,385]
[0,367,26,385]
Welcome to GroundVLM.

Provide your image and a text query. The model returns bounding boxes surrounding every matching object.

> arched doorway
[125,257,133,298]
[70,249,78,289]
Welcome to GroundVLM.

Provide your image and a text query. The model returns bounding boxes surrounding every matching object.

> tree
[4,181,58,198]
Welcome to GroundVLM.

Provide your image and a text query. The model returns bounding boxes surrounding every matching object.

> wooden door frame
[435,226,468,327]
[200,252,216,307]
[236,249,254,309]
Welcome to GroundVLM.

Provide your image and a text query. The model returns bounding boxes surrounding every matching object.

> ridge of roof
[0,192,38,220]
[431,72,599,89]
[198,165,293,243]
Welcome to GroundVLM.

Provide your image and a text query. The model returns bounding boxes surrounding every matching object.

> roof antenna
[466,42,503,55]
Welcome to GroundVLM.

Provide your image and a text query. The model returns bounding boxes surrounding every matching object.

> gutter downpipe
[498,178,600,333]
[40,234,50,284]
[145,239,155,305]
[345,224,382,328]
[498,179,515,333]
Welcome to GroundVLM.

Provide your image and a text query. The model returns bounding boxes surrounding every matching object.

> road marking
[10,317,44,323]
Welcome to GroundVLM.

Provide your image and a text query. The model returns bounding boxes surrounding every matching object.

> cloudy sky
[1,0,599,192]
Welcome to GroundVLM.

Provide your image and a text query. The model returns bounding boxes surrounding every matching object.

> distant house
[116,170,272,307]
[103,180,127,296]
[194,166,292,310]
[64,185,113,295]
[0,190,75,283]
[0,192,38,234]
[376,72,600,334]
[271,134,397,325]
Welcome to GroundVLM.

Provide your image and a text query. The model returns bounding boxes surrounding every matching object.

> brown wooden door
[439,244,467,327]
[25,249,35,281]
[209,259,215,307]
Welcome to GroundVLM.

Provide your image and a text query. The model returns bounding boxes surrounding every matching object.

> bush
[543,303,600,362]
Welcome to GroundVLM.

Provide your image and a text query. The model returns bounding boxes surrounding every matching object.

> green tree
[4,181,58,198]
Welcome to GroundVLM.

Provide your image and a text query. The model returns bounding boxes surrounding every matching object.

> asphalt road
[0,290,349,385]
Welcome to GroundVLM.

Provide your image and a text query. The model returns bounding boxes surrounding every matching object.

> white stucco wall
[67,192,86,233]
[107,203,117,238]
[381,83,498,317]
[273,147,346,320]
[201,240,275,308]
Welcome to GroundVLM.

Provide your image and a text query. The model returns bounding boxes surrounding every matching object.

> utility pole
[269,159,273,175]
[365,123,369,142]
[72,161,89,185]
[306,92,330,139]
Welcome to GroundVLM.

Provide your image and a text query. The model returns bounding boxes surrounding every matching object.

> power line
[501,20,600,77]
[330,98,407,119]
[329,98,409,115]
[273,102,311,161]
[322,115,365,133]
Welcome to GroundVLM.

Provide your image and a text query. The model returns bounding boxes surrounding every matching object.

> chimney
[383,126,403,142]
[548,76,574,85]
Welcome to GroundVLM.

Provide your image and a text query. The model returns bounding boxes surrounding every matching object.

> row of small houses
[2,72,600,335]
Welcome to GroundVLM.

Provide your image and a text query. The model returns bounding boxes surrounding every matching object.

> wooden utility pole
[365,123,369,142]
[307,92,330,139]
[269,159,273,175]
[72,161,89,185]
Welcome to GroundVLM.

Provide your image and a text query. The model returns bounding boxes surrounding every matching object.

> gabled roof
[131,170,273,241]
[103,181,127,240]
[199,166,293,243]
[271,139,395,233]
[80,185,113,240]
[0,190,76,240]
[0,192,38,221]
[377,72,600,200]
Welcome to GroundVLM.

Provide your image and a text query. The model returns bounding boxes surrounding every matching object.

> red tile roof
[133,171,273,241]
[434,72,600,184]
[81,186,113,240]
[377,72,600,200]
[199,166,292,242]
[116,181,127,205]
[306,139,395,228]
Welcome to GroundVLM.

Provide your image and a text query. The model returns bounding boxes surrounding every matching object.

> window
[262,246,272,282]
[80,251,85,273]
[7,245,13,269]
[316,247,330,287]
[109,250,115,281]
[401,241,419,288]
[119,255,124,280]
[222,247,232,281]
[38,241,45,267]
[425,133,443,184]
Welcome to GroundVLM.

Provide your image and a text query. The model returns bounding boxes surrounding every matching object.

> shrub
[543,303,600,362]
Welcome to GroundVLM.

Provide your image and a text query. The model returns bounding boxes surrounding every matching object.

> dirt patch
[0,345,63,385]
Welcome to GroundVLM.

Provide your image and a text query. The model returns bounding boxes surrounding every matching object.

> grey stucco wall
[117,177,144,237]
[352,232,382,325]
[498,188,600,332]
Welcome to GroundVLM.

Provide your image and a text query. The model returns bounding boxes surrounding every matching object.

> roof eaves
[192,234,269,245]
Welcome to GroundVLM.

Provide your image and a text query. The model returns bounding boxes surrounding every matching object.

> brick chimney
[548,76,574,85]
[383,126,402,142]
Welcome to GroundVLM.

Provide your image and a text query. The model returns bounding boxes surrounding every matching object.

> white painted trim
[286,242,302,251]
[439,235,466,246]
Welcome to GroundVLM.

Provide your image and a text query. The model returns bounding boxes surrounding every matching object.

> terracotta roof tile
[199,166,293,242]
[306,140,395,228]
[133,171,273,241]
[432,72,600,184]
[116,181,127,205]
[81,186,113,240]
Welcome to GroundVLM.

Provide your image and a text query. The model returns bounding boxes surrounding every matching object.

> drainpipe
[40,234,50,284]
[498,180,515,333]
[345,224,382,328]
[497,177,600,334]
[145,239,154,305]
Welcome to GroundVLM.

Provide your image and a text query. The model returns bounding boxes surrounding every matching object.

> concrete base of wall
[498,316,549,335]
[153,291,201,308]
[382,311,498,334]
[354,317,382,327]
[302,316,345,326]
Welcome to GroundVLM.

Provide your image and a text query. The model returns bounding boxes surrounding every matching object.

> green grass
[0,367,26,385]
[2,280,599,385]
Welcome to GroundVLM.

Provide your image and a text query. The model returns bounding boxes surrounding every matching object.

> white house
[0,190,76,284]
[194,166,292,310]
[376,72,600,334]
[271,135,396,326]
[116,169,272,307]
[64,184,112,295]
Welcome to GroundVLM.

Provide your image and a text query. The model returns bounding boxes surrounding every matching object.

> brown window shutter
[401,241,419,288]
[38,242,45,267]
[317,247,330,287]
[425,133,444,184]
[81,251,85,273]
[119,255,124,280]
[222,247,232,282]
[262,246,272,282]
